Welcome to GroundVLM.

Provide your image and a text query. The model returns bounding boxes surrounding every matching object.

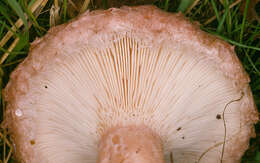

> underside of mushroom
[3,5,259,163]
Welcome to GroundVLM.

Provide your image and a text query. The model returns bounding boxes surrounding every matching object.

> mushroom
[3,5,259,163]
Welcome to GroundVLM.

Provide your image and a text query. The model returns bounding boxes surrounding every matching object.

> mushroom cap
[4,5,259,163]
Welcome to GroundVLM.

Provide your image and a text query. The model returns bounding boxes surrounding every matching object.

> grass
[0,0,259,162]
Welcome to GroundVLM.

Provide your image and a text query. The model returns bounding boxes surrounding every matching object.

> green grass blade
[220,36,260,51]
[0,21,5,38]
[225,9,232,36]
[6,0,28,30]
[216,0,229,33]
[0,21,20,38]
[239,0,250,43]
[201,27,260,51]
[102,0,108,9]
[0,2,15,27]
[177,0,194,13]
[63,0,67,21]
[23,5,44,34]
[5,32,29,63]
[210,0,220,22]
[164,0,169,11]
[245,52,260,75]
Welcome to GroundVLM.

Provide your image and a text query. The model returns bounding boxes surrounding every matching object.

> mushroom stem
[98,125,165,163]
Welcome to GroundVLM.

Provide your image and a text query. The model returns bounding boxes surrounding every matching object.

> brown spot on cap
[216,114,221,119]
[30,140,35,145]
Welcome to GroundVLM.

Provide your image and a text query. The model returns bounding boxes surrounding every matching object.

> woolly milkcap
[4,5,259,163]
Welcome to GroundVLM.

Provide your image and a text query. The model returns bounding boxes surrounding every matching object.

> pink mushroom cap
[3,5,259,163]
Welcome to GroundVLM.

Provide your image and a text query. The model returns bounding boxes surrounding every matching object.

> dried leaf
[240,0,260,22]
[67,0,79,18]
[50,0,89,25]
[49,4,61,27]
[67,0,90,18]
[79,0,90,13]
